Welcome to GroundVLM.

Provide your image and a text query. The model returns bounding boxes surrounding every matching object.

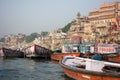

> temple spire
[76,12,81,25]
[77,12,81,18]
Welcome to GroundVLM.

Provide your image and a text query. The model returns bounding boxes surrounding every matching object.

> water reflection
[0,58,74,80]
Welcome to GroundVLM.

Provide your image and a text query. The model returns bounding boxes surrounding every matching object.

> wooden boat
[105,54,120,63]
[96,43,120,63]
[51,42,81,61]
[0,47,24,58]
[24,44,53,58]
[60,56,120,80]
[79,43,120,63]
[51,52,80,61]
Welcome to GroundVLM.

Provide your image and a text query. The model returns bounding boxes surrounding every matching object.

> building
[4,34,26,49]
[88,2,120,43]
[83,23,94,43]
[50,29,68,50]
[89,2,120,24]
[68,12,88,40]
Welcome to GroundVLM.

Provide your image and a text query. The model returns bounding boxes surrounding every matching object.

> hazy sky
[0,0,119,38]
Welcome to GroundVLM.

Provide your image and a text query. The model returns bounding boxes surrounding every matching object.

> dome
[71,34,82,44]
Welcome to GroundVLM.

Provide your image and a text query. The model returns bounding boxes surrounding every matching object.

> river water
[0,58,73,80]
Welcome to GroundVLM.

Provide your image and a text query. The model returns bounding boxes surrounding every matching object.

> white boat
[24,44,53,58]
[60,56,120,80]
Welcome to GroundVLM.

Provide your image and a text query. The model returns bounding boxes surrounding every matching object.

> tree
[62,22,72,33]
[40,31,48,37]
[25,33,39,43]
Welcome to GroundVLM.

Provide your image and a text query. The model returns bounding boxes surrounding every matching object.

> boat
[51,52,80,61]
[24,44,53,58]
[104,54,120,63]
[51,43,80,61]
[0,47,24,58]
[79,43,120,63]
[60,56,120,80]
[96,43,120,63]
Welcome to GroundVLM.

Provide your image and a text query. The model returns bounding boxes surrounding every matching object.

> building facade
[89,2,120,24]
[87,2,120,43]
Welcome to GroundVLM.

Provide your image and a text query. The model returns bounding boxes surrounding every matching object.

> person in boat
[92,53,103,60]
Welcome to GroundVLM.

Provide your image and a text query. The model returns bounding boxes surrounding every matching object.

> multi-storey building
[4,34,26,48]
[35,29,68,50]
[88,2,120,43]
[83,23,94,42]
[68,12,88,40]
[50,29,68,50]
[89,2,120,23]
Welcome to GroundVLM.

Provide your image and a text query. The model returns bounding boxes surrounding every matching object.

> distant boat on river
[24,44,53,59]
[0,47,24,58]
[51,43,80,61]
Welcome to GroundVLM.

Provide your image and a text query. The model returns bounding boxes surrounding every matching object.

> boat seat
[102,66,120,73]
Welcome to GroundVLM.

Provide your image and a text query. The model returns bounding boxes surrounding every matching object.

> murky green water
[0,58,73,80]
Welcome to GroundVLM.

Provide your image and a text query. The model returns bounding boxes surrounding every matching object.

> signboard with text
[97,44,118,54]
[98,47,116,54]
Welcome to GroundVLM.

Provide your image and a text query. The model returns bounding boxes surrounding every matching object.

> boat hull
[0,48,24,58]
[61,66,120,80]
[51,53,80,61]
[107,55,120,63]
[60,57,120,80]
[24,44,53,58]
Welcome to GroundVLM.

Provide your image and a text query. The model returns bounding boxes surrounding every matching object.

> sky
[0,0,119,38]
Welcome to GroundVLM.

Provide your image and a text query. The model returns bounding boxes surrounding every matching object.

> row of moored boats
[0,44,53,58]
[51,43,120,80]
[0,43,120,80]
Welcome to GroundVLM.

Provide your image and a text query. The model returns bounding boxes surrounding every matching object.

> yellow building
[88,2,120,24]
[87,2,120,43]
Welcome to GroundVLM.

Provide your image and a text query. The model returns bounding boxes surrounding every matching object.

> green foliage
[62,22,72,33]
[40,31,48,37]
[25,32,48,43]
[25,33,38,43]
